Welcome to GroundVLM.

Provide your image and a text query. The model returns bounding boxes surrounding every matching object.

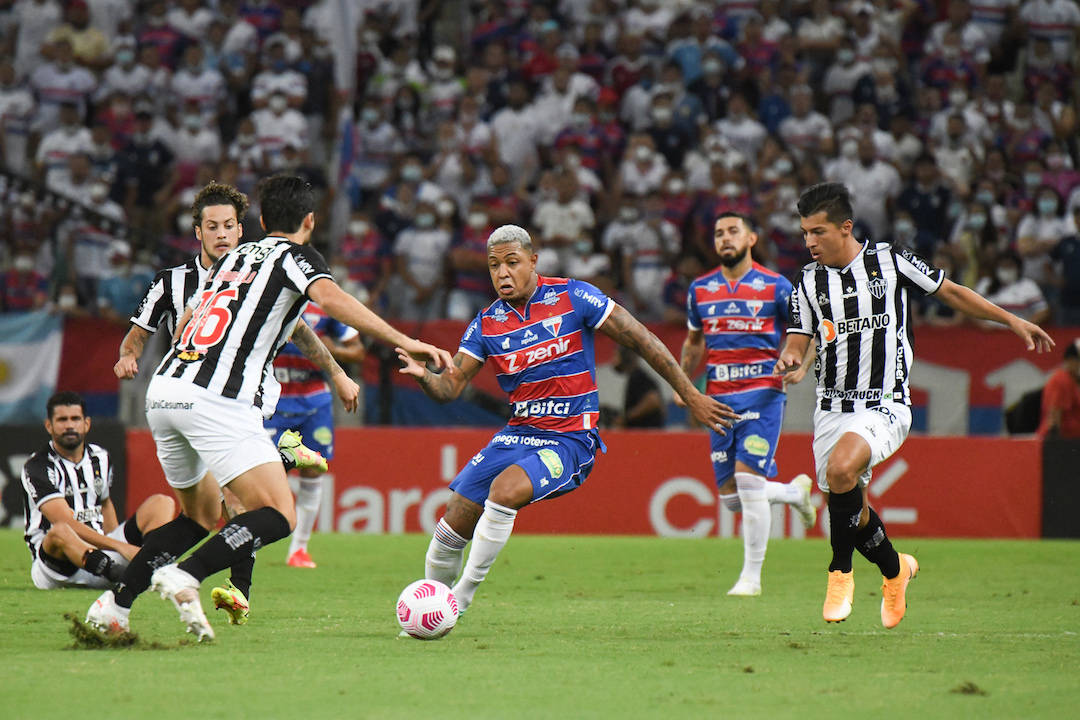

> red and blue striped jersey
[459,276,614,433]
[273,303,358,401]
[687,263,792,398]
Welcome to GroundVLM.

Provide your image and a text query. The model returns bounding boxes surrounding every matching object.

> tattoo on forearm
[293,322,344,376]
[417,355,465,403]
[608,308,694,396]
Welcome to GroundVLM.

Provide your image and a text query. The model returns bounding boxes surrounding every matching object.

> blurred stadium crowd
[1,0,1079,327]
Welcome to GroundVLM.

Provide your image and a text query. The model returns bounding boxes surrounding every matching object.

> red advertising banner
[126,428,1042,539]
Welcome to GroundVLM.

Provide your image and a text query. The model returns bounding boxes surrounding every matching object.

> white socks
[288,476,322,555]
[452,500,517,612]
[735,472,770,586]
[425,518,467,587]
[766,480,802,505]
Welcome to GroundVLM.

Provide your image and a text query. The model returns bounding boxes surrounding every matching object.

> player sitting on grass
[398,225,738,615]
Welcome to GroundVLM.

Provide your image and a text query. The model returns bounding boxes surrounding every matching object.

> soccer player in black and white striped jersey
[140,175,451,641]
[776,183,1054,628]
[22,391,174,599]
[88,182,359,635]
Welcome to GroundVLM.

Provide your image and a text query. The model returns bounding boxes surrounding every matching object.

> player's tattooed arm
[600,304,739,429]
[397,350,482,403]
[291,319,347,378]
[115,325,152,379]
[679,328,705,379]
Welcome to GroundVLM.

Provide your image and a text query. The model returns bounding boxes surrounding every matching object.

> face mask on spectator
[349,220,369,236]
[667,179,686,195]
[773,157,793,176]
[116,49,135,65]
[967,213,987,230]
[177,214,192,234]
[996,268,1018,285]
[237,132,256,146]
[57,292,77,310]
[837,48,855,65]
[894,219,915,241]
[720,182,740,198]
[634,145,652,162]
[1037,198,1057,216]
[1023,172,1042,188]
[571,112,591,129]
[184,114,202,131]
[362,108,380,125]
[402,164,422,182]
[437,199,455,218]
[331,263,349,280]
[652,106,673,124]
[89,183,109,203]
[841,140,858,159]
[619,206,639,222]
[574,239,593,255]
[975,190,995,206]
[702,59,722,75]
[269,95,288,113]
[415,213,435,228]
[467,212,487,229]
[13,255,34,273]
[948,89,967,107]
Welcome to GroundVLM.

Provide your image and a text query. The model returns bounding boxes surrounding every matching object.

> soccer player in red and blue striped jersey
[398,225,738,614]
[679,212,817,597]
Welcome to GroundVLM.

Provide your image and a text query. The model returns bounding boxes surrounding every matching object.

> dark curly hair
[191,181,249,228]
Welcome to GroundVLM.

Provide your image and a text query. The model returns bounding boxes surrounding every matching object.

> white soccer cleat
[150,564,215,642]
[727,578,762,596]
[792,473,817,530]
[85,590,129,634]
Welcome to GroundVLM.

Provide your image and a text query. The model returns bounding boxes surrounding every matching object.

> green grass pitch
[1,530,1077,719]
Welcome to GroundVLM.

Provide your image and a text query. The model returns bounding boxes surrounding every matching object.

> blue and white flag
[0,311,62,423]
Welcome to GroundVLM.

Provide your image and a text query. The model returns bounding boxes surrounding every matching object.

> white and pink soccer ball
[396,579,459,640]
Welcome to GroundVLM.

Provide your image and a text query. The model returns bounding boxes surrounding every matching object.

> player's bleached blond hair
[486,224,534,254]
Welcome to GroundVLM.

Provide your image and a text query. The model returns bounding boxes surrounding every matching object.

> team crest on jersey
[706,280,721,292]
[501,336,512,350]
[521,329,539,345]
[540,288,560,306]
[747,300,763,316]
[868,276,887,299]
[724,302,740,314]
[750,276,766,291]
[542,316,562,337]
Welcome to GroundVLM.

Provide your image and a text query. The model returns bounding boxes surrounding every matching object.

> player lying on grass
[22,391,175,590]
[398,224,738,615]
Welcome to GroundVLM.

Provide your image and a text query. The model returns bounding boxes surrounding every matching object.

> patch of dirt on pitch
[950,681,989,696]
[65,613,194,650]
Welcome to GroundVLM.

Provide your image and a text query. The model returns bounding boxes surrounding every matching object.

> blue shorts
[449,427,601,506]
[708,390,785,484]
[264,393,335,460]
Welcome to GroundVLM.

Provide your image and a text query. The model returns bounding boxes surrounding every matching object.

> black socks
[827,486,863,573]
[179,507,291,584]
[83,549,123,583]
[114,513,209,609]
[855,507,901,579]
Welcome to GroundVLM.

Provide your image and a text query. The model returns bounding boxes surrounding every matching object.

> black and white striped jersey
[155,237,332,408]
[21,442,114,556]
[130,255,210,338]
[789,240,944,412]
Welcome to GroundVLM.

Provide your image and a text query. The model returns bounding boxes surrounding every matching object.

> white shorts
[30,523,129,590]
[146,374,281,490]
[811,404,911,492]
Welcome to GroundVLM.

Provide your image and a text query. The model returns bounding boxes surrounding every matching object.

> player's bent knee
[142,493,176,526]
[825,465,859,494]
[443,494,483,539]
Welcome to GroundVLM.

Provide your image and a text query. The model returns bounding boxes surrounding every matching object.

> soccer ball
[396,579,459,640]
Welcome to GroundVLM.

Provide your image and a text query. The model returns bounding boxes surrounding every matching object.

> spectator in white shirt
[602,198,679,320]
[617,135,669,199]
[28,38,95,132]
[1019,0,1080,63]
[830,135,902,240]
[392,201,451,321]
[822,45,871,125]
[171,100,222,168]
[13,0,62,78]
[779,84,835,162]
[491,76,541,188]
[933,113,983,195]
[0,58,36,174]
[97,38,151,100]
[1017,185,1069,291]
[34,100,92,186]
[170,44,226,119]
[974,250,1050,325]
[925,0,992,65]
[252,91,308,167]
[531,169,595,277]
[251,37,307,109]
[167,0,214,40]
[714,94,767,163]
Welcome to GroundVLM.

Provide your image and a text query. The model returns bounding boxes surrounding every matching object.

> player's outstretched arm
[396,349,483,403]
[600,303,739,432]
[290,319,360,412]
[935,279,1055,353]
[308,278,453,369]
[115,325,152,379]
